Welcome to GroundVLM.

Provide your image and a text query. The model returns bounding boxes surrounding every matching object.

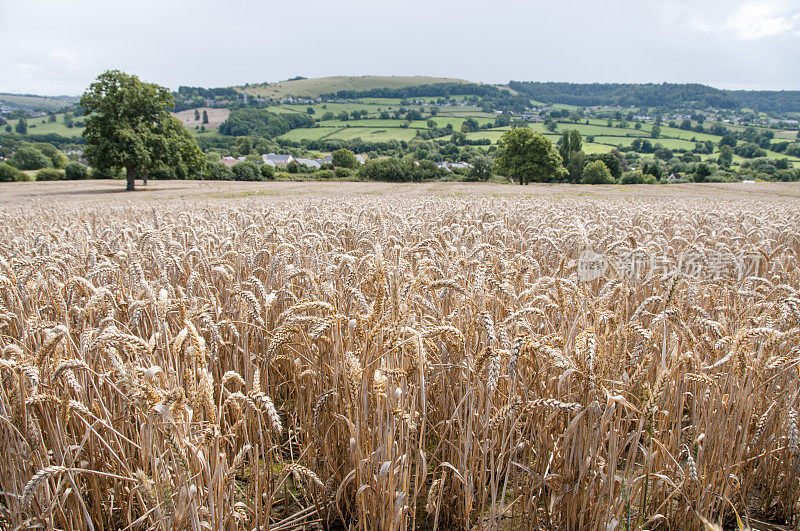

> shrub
[316,169,334,179]
[358,158,405,182]
[0,162,23,183]
[260,164,276,180]
[620,171,644,185]
[231,161,261,181]
[64,161,89,180]
[581,160,615,184]
[334,167,353,179]
[10,147,51,170]
[286,161,300,174]
[91,167,122,179]
[150,167,174,180]
[206,161,234,181]
[173,165,191,180]
[776,169,800,182]
[36,168,65,181]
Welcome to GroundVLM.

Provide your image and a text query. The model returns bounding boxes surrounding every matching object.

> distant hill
[0,93,78,112]
[508,82,800,114]
[237,76,467,99]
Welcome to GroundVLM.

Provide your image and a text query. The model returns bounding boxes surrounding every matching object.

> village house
[261,153,294,167]
[320,154,366,165]
[436,161,473,171]
[221,156,246,167]
[295,157,322,169]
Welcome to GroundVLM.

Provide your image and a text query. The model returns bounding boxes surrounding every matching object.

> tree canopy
[80,70,205,191]
[332,149,359,169]
[581,160,615,184]
[494,128,565,185]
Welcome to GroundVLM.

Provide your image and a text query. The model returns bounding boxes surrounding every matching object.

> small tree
[15,119,28,135]
[194,109,201,121]
[581,160,615,184]
[260,163,276,180]
[651,125,661,139]
[469,155,492,181]
[332,149,359,169]
[694,163,712,182]
[202,110,209,124]
[718,146,733,168]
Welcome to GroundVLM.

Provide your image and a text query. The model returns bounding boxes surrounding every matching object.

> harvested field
[0,181,799,529]
[172,107,230,129]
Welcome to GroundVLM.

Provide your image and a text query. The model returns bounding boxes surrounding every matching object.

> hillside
[508,82,800,114]
[0,93,78,113]
[238,75,466,99]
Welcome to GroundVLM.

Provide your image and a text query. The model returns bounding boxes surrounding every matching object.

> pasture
[0,180,799,529]
[171,107,230,130]
[5,113,85,137]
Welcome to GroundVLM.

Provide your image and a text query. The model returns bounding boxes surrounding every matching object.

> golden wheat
[0,193,798,529]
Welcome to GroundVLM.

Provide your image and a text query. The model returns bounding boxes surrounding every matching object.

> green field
[318,118,420,129]
[277,127,341,142]
[5,81,798,175]
[325,127,420,142]
[6,113,84,137]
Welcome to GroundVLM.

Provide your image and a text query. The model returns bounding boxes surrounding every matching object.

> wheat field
[0,186,799,530]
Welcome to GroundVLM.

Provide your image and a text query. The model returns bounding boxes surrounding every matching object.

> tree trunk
[126,165,136,191]
[142,170,148,187]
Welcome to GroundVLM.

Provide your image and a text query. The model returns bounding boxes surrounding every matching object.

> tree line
[508,82,800,113]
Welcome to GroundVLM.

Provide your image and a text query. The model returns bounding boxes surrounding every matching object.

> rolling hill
[237,75,467,99]
[0,93,78,112]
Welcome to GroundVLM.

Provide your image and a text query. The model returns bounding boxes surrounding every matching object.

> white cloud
[2,0,800,93]
[693,1,800,40]
[727,3,798,39]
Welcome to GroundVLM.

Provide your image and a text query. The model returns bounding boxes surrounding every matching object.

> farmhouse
[436,161,473,171]
[262,153,294,167]
[295,157,322,169]
[320,154,366,165]
[221,156,246,167]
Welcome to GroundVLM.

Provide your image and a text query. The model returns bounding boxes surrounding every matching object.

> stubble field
[0,181,799,529]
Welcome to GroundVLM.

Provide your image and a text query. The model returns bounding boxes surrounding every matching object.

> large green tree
[80,70,205,191]
[494,128,565,184]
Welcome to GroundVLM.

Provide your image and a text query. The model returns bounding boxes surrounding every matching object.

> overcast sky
[1,0,799,95]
